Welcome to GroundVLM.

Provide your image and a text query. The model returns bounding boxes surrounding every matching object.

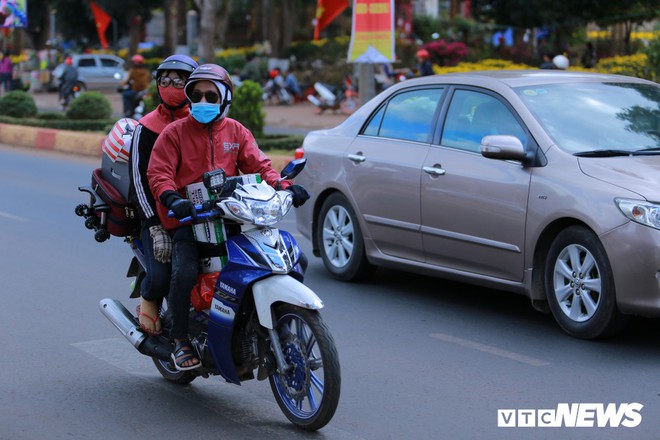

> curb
[0,122,294,171]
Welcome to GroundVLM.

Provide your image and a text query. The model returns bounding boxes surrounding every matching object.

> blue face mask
[191,103,221,124]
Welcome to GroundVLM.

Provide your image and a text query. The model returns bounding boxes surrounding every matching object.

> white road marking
[430,333,550,367]
[0,210,29,222]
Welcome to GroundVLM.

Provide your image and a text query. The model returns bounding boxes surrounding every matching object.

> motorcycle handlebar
[166,200,225,223]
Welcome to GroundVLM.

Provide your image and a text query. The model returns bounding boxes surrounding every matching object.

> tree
[470,0,659,57]
[470,0,596,51]
[25,0,52,50]
[590,0,659,54]
[215,0,234,48]
[193,0,217,63]
[53,0,160,53]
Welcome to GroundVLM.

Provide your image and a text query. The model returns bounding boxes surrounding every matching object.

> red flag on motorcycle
[313,0,349,40]
[90,1,112,49]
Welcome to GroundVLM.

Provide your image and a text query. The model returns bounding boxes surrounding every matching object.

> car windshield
[515,81,660,154]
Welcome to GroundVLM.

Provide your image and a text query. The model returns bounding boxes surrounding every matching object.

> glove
[149,225,172,263]
[170,198,197,220]
[287,184,310,208]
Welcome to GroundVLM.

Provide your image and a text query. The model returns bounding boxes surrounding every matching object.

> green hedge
[0,115,115,131]
[256,134,304,151]
[0,90,38,118]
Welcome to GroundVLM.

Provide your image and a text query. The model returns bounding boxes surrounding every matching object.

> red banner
[90,1,112,49]
[314,0,349,40]
[347,0,395,62]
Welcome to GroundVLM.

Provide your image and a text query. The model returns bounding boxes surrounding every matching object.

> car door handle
[348,153,366,163]
[423,165,446,176]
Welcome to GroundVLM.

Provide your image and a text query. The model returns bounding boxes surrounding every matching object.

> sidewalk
[0,91,350,169]
[30,90,349,134]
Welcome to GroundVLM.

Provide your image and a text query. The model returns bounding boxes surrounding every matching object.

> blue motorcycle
[99,159,341,431]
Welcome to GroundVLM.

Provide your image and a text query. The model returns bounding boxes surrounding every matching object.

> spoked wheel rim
[552,243,602,323]
[272,314,326,420]
[321,205,355,268]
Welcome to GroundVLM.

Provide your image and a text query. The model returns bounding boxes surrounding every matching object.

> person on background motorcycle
[121,54,151,117]
[128,54,199,336]
[284,66,301,100]
[147,63,309,371]
[58,56,79,105]
[416,49,434,77]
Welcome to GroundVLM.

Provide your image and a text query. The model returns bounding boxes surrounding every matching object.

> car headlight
[615,198,660,230]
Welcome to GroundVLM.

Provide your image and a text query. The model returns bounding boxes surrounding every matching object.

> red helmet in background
[416,49,430,59]
[65,56,73,65]
[131,54,145,65]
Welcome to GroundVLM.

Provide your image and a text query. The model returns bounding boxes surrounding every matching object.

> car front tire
[317,193,374,281]
[544,225,628,339]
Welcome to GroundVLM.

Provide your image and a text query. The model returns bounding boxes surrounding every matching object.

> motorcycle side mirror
[203,168,227,195]
[280,158,307,180]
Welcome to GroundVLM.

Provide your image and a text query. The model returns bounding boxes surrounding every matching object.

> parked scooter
[307,75,358,115]
[76,159,341,431]
[262,78,294,105]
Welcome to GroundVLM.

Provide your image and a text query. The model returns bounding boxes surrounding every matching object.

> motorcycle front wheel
[269,304,341,431]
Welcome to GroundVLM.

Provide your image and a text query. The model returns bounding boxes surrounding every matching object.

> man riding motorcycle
[146,63,309,370]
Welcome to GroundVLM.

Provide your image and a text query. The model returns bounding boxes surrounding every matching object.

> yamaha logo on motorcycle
[86,158,341,431]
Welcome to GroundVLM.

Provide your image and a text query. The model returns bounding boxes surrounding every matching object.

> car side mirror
[281,158,307,179]
[480,135,526,161]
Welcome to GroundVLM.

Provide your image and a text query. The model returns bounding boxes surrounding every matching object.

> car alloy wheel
[317,193,374,281]
[322,204,354,269]
[552,243,601,323]
[544,226,628,339]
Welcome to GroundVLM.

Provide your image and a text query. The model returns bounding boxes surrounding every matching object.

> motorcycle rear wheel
[152,345,197,385]
[269,304,341,431]
[151,315,196,385]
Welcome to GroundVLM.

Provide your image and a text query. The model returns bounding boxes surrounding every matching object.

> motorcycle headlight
[278,190,293,217]
[242,194,284,226]
[615,198,660,230]
[224,200,254,223]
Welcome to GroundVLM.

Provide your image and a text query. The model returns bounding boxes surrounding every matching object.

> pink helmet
[131,54,145,65]
[184,63,234,97]
[416,49,430,59]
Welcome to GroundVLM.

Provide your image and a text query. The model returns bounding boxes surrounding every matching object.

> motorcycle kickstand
[267,328,292,375]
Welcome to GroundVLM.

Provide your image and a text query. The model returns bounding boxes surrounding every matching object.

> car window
[100,58,121,68]
[363,105,385,136]
[441,90,526,152]
[374,89,443,142]
[515,82,660,153]
[77,58,96,67]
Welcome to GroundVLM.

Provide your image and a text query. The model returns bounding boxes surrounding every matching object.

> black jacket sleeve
[128,125,161,227]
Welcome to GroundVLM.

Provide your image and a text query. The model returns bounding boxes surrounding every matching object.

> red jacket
[148,115,289,230]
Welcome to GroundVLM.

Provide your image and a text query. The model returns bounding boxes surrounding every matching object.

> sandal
[137,298,162,336]
[171,340,201,371]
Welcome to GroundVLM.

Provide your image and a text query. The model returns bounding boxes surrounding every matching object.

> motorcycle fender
[252,275,323,329]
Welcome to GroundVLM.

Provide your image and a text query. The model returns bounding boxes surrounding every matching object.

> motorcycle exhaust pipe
[99,299,172,362]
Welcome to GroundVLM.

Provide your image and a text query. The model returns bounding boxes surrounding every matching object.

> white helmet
[552,54,569,70]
